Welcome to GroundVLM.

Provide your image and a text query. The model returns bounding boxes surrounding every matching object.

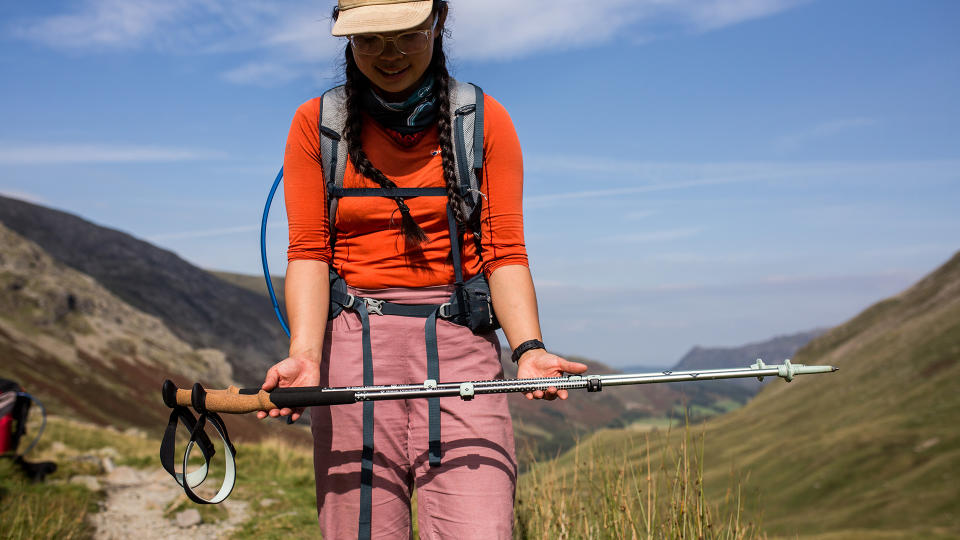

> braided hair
[337,0,469,247]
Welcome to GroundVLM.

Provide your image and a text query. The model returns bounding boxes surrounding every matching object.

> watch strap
[511,339,546,363]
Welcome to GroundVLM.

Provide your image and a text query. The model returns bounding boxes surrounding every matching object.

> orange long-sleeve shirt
[284,93,528,289]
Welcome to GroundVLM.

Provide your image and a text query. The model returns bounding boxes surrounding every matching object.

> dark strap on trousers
[422,206,464,467]
[425,309,442,467]
[356,301,374,540]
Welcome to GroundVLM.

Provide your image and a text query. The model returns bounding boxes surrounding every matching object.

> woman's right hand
[257,354,321,422]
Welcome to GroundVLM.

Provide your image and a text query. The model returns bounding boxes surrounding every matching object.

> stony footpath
[54,442,249,539]
[89,466,248,539]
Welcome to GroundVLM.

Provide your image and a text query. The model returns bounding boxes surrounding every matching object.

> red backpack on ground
[1,377,56,481]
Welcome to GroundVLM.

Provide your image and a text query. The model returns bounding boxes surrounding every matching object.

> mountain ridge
[0,195,287,385]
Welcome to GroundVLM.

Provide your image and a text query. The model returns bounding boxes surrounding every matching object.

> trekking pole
[162,359,837,414]
[159,359,836,504]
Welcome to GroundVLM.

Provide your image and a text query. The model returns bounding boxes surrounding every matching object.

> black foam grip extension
[162,380,177,408]
[270,388,357,408]
[191,383,208,413]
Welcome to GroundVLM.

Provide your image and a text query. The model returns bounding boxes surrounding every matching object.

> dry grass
[516,420,760,539]
[0,463,97,540]
[1,413,761,540]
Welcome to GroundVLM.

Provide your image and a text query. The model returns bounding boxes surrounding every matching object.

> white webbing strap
[180,412,236,505]
[159,406,236,504]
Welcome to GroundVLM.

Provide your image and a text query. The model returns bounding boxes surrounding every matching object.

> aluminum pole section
[351,360,837,402]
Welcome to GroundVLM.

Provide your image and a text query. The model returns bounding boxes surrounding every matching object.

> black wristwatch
[511,339,546,363]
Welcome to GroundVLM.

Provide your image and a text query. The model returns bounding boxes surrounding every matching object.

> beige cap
[331,0,434,36]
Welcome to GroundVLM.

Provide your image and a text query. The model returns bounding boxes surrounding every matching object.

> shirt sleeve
[479,94,529,276]
[284,97,332,264]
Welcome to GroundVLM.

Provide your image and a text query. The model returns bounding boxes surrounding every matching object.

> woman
[259,1,587,537]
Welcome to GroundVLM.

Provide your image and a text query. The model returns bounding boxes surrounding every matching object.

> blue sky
[1,0,958,367]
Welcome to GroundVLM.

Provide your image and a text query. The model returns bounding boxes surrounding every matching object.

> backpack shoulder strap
[319,81,486,231]
[319,85,349,235]
[448,80,485,225]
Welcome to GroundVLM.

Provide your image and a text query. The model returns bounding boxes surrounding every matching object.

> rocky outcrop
[0,195,286,384]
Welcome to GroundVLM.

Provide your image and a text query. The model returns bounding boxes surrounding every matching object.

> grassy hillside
[0,222,309,447]
[527,251,960,538]
[0,195,288,385]
[209,270,285,308]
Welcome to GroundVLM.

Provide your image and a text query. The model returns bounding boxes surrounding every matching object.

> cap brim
[332,2,433,36]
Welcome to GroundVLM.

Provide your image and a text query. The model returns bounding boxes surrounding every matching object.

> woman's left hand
[516,349,588,401]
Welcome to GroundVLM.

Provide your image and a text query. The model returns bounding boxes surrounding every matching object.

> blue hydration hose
[261,167,290,337]
[16,392,46,457]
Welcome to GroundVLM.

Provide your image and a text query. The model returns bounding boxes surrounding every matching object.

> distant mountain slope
[499,351,681,462]
[0,222,306,444]
[209,270,285,307]
[673,329,826,373]
[542,251,960,538]
[0,195,286,384]
[669,329,826,406]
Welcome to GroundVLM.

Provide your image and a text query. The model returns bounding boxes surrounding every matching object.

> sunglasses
[348,15,438,56]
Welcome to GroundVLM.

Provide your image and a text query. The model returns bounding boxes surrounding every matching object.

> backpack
[0,378,31,455]
[260,79,494,336]
[0,377,56,481]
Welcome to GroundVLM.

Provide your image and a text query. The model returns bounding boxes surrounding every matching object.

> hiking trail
[87,464,248,539]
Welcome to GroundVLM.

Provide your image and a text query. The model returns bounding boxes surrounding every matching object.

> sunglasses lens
[352,35,382,55]
[396,32,429,54]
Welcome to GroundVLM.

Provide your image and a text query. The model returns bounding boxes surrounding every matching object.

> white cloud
[624,210,657,221]
[9,0,340,85]
[0,143,225,164]
[10,0,295,53]
[148,222,285,241]
[148,224,258,241]
[603,227,701,243]
[525,170,785,208]
[776,117,879,152]
[524,159,960,208]
[10,0,812,84]
[221,62,301,87]
[535,268,918,298]
[11,0,186,49]
[448,0,813,60]
[682,0,811,30]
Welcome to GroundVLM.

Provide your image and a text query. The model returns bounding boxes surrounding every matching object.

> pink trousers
[310,286,517,539]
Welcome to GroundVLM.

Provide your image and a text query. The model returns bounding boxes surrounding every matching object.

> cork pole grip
[174,385,278,414]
